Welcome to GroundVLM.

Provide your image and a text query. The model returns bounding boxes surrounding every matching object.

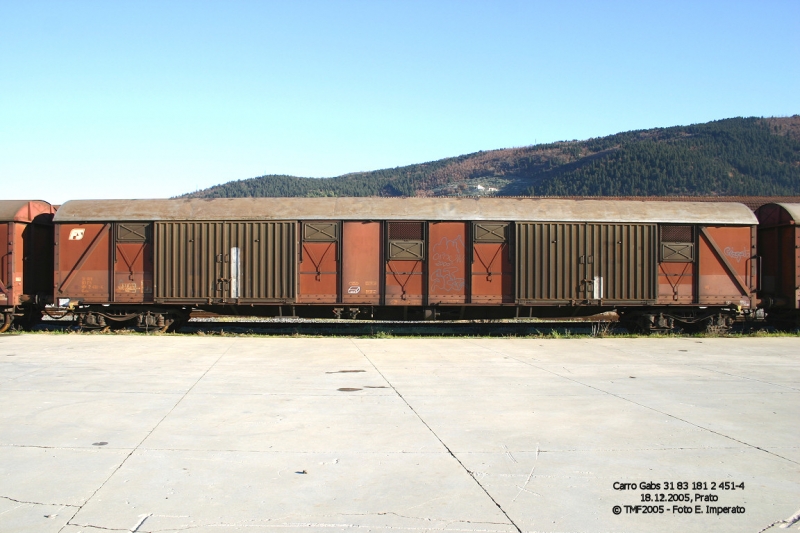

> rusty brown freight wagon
[52,197,757,332]
[0,200,55,332]
[755,203,800,327]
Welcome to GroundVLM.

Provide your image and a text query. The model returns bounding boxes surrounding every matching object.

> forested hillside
[183,116,800,198]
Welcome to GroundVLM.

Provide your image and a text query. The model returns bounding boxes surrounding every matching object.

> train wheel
[702,314,733,335]
[74,312,108,332]
[618,312,674,335]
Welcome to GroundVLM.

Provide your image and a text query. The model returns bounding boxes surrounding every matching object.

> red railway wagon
[0,200,55,332]
[52,197,757,332]
[755,203,800,327]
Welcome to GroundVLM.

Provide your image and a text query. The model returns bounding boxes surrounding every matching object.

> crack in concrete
[142,523,516,532]
[756,507,800,532]
[482,346,799,466]
[463,445,756,453]
[5,443,773,454]
[57,341,236,533]
[350,339,523,533]
[65,516,520,532]
[0,388,189,395]
[65,523,129,531]
[511,445,539,502]
[0,494,78,508]
[692,364,800,392]
[339,510,513,526]
[1,443,134,452]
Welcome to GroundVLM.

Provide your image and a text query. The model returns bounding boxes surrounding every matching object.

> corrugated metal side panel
[230,222,296,300]
[155,222,296,301]
[516,223,584,301]
[588,224,656,302]
[155,222,223,300]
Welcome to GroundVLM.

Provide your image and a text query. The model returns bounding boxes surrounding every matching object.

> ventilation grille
[660,225,693,243]
[388,222,423,240]
[303,222,338,242]
[117,223,150,243]
[474,223,508,243]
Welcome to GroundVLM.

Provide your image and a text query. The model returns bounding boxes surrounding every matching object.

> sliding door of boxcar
[228,221,296,302]
[585,224,656,304]
[516,223,585,302]
[516,223,655,304]
[155,222,225,302]
[155,221,295,303]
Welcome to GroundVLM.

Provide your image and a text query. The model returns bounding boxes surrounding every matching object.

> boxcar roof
[774,203,800,221]
[53,197,758,225]
[0,200,53,222]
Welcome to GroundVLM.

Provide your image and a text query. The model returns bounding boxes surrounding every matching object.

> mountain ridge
[182,116,800,199]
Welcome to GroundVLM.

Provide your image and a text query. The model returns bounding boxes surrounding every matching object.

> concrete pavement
[0,334,797,532]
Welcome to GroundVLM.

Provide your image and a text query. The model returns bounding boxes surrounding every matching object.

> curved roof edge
[0,200,55,222]
[755,203,800,225]
[774,203,800,222]
[53,197,759,225]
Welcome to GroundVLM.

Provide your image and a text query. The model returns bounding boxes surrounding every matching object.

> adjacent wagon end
[0,200,56,332]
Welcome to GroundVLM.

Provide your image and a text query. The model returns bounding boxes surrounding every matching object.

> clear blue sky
[2,0,798,203]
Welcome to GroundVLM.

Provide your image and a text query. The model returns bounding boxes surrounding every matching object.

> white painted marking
[593,275,603,299]
[230,247,241,298]
[779,508,800,528]
[130,513,151,532]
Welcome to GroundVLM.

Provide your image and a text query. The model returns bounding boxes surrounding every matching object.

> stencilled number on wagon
[68,228,85,240]
[81,277,101,291]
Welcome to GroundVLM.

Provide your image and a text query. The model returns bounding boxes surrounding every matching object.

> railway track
[180,319,616,337]
[33,309,771,336]
[36,309,621,336]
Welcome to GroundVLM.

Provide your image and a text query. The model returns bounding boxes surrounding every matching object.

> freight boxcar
[755,203,800,328]
[52,197,757,332]
[0,200,55,332]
